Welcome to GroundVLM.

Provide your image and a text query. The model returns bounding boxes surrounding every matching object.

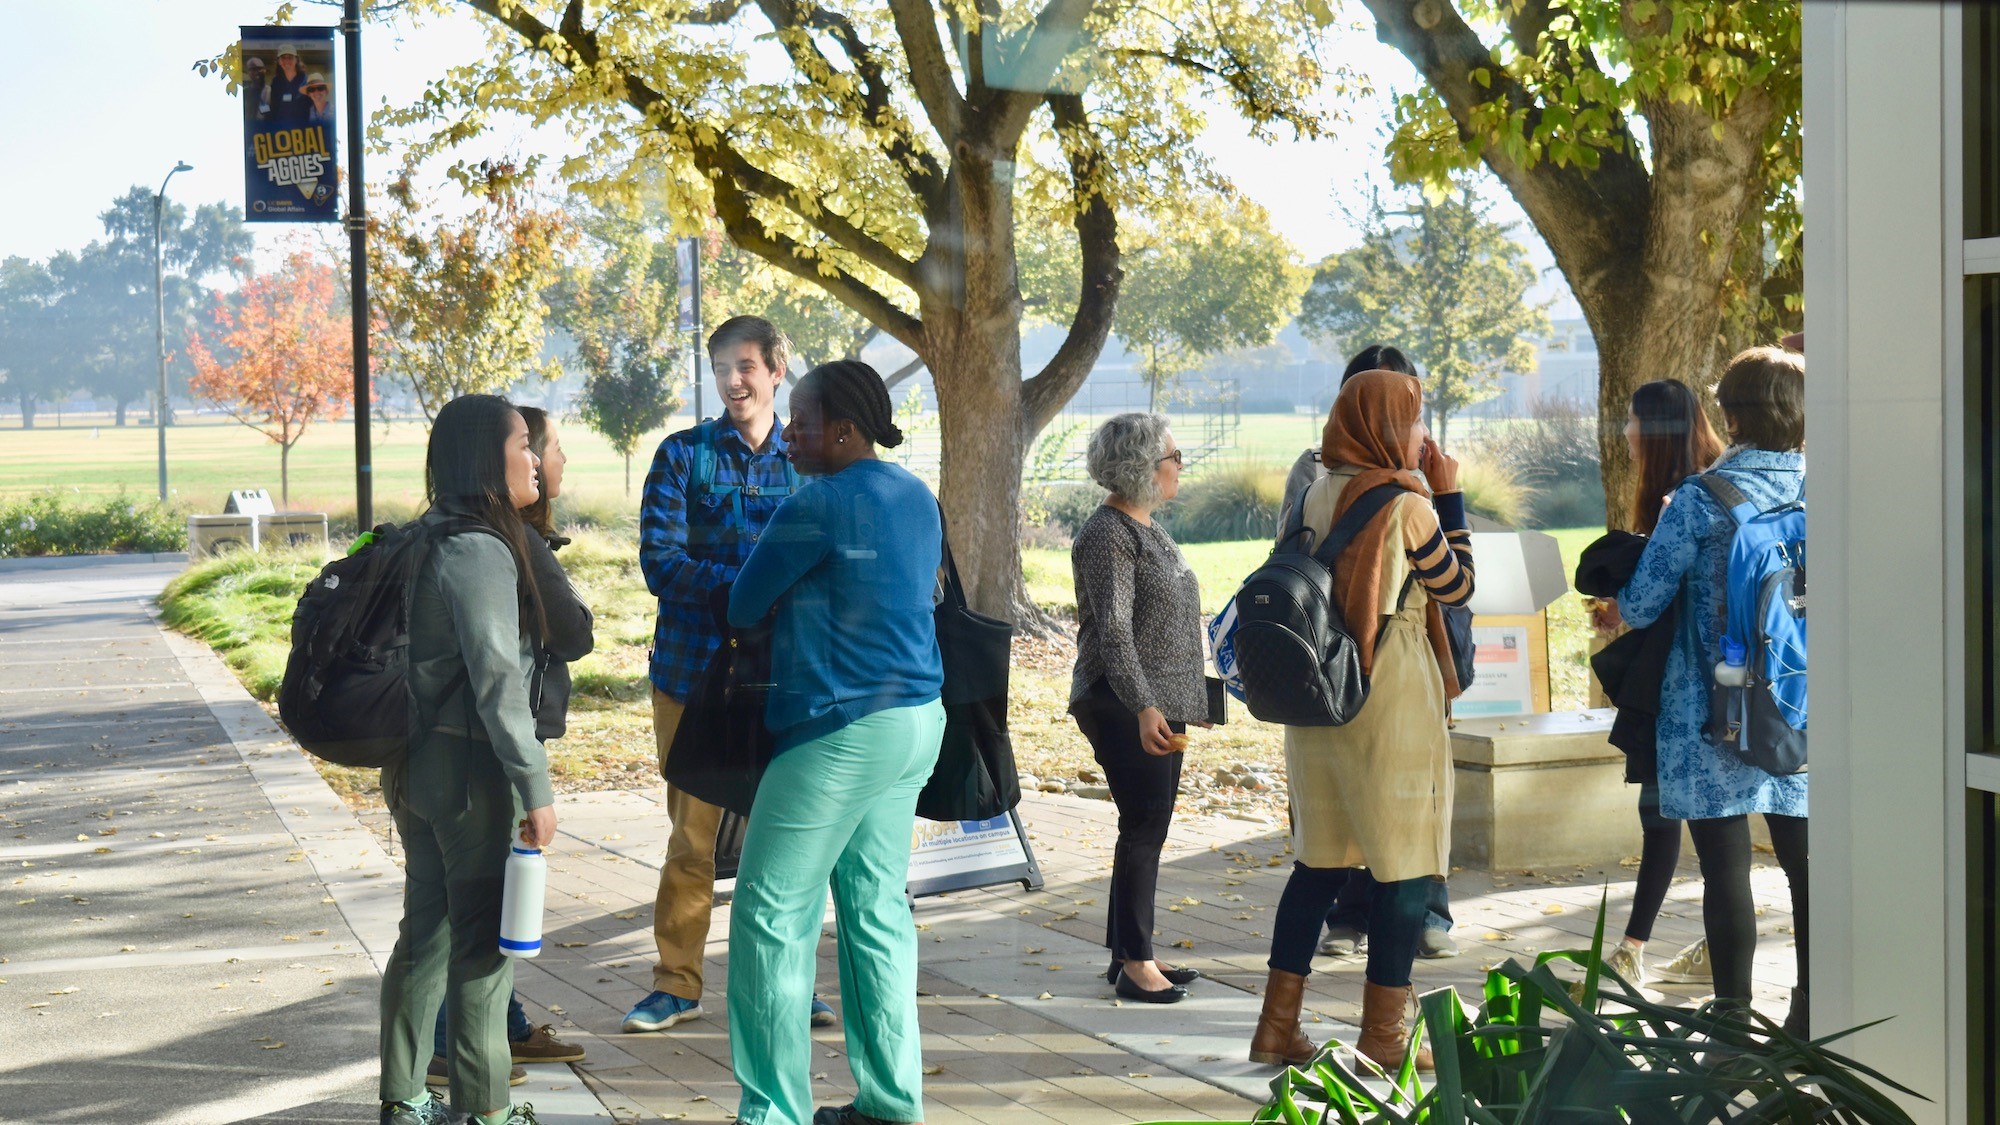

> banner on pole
[239,26,339,223]
[675,237,699,332]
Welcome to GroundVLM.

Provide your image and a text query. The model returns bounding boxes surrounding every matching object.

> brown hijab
[1320,369,1462,698]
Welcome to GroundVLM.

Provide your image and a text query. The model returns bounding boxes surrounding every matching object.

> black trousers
[1072,681,1184,963]
[1626,782,1683,943]
[1686,813,1809,1004]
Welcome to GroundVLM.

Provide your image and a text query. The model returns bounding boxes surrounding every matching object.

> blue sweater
[728,459,944,751]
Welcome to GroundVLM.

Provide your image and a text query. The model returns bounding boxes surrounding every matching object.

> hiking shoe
[425,1055,526,1087]
[380,1094,456,1125]
[1417,928,1459,958]
[623,990,703,1032]
[511,1023,585,1063]
[1654,938,1714,985]
[1318,924,1366,957]
[490,1105,542,1125]
[811,995,839,1028]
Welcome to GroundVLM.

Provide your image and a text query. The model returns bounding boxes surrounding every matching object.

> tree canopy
[369,164,576,422]
[373,0,1339,621]
[557,208,686,494]
[1299,187,1547,447]
[185,250,355,507]
[1357,0,1800,525]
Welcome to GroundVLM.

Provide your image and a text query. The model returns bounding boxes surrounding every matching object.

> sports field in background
[0,409,1339,514]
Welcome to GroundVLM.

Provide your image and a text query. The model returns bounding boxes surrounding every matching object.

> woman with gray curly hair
[1069,412,1212,1005]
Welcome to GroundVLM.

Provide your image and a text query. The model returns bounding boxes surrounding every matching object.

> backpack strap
[1310,484,1408,569]
[1698,472,1771,528]
[689,418,800,531]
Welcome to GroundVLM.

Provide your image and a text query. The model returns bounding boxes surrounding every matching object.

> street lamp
[154,160,193,503]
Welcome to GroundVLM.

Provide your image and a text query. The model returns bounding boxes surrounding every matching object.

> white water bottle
[1714,635,1749,687]
[499,832,546,959]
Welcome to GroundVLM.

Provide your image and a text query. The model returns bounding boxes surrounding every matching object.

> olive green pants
[380,741,523,1115]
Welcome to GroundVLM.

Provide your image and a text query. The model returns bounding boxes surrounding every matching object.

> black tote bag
[661,619,777,817]
[917,524,1020,823]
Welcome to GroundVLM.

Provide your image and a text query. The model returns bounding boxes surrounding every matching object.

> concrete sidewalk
[0,558,613,1125]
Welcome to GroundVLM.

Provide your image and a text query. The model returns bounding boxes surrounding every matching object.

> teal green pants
[379,738,523,1115]
[729,700,946,1125]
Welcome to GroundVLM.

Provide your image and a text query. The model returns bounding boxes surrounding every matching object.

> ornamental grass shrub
[0,491,187,558]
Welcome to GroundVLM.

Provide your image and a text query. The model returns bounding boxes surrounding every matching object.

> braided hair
[794,359,905,448]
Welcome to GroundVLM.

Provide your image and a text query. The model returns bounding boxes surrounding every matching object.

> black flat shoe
[1113,968,1189,1004]
[1106,961,1202,986]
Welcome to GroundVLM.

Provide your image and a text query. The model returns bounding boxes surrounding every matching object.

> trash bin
[187,515,258,559]
[255,512,329,552]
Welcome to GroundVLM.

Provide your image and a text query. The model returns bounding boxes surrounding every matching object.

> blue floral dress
[1615,449,1809,821]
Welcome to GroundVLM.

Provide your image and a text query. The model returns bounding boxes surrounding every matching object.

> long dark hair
[1341,344,1418,384]
[517,406,555,538]
[1629,379,1724,534]
[426,394,547,639]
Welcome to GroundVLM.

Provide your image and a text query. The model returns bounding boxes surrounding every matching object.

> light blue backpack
[1700,472,1807,775]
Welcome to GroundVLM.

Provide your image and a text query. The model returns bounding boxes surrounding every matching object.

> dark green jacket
[388,524,554,818]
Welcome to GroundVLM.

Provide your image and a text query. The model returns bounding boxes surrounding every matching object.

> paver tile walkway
[1,556,1798,1124]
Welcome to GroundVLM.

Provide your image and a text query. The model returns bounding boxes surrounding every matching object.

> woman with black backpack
[425,406,594,1091]
[1248,370,1473,1074]
[378,394,555,1125]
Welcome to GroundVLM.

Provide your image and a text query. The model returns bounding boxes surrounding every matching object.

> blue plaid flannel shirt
[639,419,795,701]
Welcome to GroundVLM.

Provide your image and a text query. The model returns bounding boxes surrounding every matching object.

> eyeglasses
[1157,449,1183,466]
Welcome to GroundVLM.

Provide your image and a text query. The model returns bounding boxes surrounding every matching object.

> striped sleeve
[1402,490,1474,607]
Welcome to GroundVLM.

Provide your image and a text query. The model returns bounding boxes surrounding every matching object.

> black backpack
[277,516,500,768]
[1230,484,1406,727]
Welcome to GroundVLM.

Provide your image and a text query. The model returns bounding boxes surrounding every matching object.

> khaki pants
[652,689,724,999]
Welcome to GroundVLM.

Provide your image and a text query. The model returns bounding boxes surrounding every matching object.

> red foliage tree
[186,252,355,509]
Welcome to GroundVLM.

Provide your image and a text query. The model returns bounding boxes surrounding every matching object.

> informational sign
[712,808,1043,901]
[1455,614,1551,717]
[239,26,339,223]
[905,811,1042,899]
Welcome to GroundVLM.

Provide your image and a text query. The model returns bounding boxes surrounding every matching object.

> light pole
[153,160,193,503]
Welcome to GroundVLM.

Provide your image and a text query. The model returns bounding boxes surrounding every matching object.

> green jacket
[387,522,555,818]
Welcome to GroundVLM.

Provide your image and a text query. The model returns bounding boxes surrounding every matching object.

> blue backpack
[688,418,801,520]
[1700,473,1806,775]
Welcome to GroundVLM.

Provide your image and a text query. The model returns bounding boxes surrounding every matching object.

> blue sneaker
[622,990,704,1032]
[811,994,838,1028]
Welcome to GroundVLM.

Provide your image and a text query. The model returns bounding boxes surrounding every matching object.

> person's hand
[1420,437,1459,493]
[520,805,557,849]
[1136,707,1176,756]
[1590,597,1623,633]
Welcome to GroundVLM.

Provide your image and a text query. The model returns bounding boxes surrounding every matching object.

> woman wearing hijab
[1248,370,1474,1074]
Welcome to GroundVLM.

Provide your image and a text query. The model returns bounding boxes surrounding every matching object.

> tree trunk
[922,146,1057,632]
[280,442,292,510]
[1584,96,1775,532]
[17,395,34,430]
[625,451,633,497]
[114,398,128,426]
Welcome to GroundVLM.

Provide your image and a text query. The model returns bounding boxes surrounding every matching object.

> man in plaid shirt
[624,316,837,1033]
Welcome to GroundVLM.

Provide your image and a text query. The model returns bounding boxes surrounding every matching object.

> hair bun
[879,424,905,449]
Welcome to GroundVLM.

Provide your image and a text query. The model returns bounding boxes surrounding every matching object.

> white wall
[1804,2,1954,1116]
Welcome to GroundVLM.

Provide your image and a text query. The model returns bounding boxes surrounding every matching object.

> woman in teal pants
[726,360,946,1125]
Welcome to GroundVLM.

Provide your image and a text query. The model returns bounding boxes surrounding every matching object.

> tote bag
[916,522,1021,822]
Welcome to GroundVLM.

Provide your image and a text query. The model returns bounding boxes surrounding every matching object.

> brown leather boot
[1247,968,1317,1066]
[1356,983,1435,1073]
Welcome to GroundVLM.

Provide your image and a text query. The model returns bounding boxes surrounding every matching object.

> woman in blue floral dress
[1609,346,1809,1036]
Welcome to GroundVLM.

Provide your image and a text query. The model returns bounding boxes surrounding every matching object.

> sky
[0,0,1579,317]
